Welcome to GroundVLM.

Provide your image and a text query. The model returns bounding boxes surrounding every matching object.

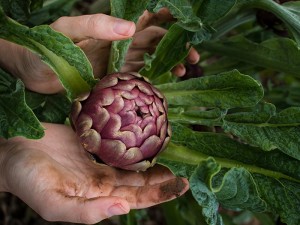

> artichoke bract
[71,72,171,171]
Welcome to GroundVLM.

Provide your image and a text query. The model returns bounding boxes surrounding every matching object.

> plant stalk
[160,142,299,183]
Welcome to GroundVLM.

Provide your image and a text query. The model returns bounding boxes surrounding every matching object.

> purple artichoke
[71,72,171,171]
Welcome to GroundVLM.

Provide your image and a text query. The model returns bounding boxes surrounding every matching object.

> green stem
[241,0,300,43]
[168,112,222,126]
[107,42,116,74]
[160,142,299,183]
[242,0,297,27]
[31,40,91,98]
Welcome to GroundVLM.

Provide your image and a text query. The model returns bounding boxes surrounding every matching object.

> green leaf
[159,123,300,225]
[175,194,208,225]
[28,0,79,26]
[158,156,196,178]
[139,24,193,80]
[253,175,300,225]
[189,158,300,225]
[190,159,223,225]
[189,158,266,225]
[108,0,148,72]
[26,91,71,124]
[0,9,97,100]
[213,167,267,212]
[147,0,203,32]
[163,123,300,181]
[139,22,211,81]
[140,1,215,81]
[199,37,300,77]
[287,87,300,107]
[0,0,43,22]
[0,68,44,139]
[225,102,276,124]
[156,70,263,109]
[192,0,237,24]
[223,106,300,160]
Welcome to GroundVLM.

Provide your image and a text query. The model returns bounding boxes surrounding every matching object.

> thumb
[40,196,130,224]
[51,14,136,42]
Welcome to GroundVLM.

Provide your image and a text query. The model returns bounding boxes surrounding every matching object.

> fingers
[124,25,200,76]
[40,195,130,224]
[172,47,200,77]
[51,14,136,42]
[111,165,189,208]
[187,47,200,64]
[137,8,174,31]
[125,26,165,62]
[114,164,176,186]
[122,26,166,72]
[131,26,166,49]
[121,61,144,73]
[172,64,186,77]
[110,177,189,209]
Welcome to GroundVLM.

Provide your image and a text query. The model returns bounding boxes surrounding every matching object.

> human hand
[0,9,199,94]
[0,14,135,94]
[124,8,200,77]
[0,123,189,224]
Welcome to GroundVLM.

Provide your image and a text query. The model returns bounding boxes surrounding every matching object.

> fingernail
[113,19,135,36]
[107,203,128,217]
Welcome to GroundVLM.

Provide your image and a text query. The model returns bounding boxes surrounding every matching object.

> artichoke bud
[71,73,171,171]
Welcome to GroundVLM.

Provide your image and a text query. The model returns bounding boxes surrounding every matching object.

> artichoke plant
[71,72,171,171]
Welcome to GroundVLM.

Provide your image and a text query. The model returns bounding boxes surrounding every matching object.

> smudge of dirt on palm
[159,177,187,200]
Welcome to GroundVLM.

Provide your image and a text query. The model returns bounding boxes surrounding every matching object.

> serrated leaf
[253,175,300,225]
[156,70,263,109]
[0,8,97,100]
[159,123,300,225]
[165,123,300,180]
[189,159,267,225]
[213,168,267,211]
[189,158,300,225]
[0,68,44,139]
[190,158,223,225]
[223,106,300,160]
